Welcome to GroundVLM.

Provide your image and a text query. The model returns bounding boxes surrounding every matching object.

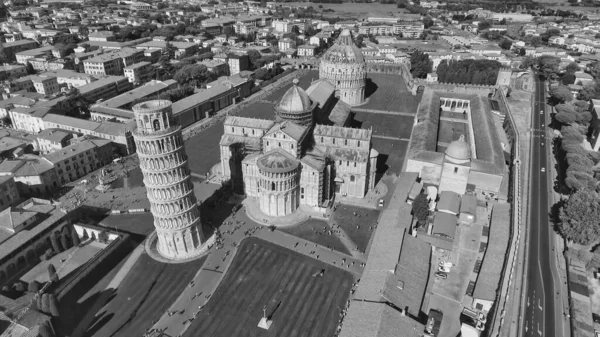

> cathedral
[219,30,378,217]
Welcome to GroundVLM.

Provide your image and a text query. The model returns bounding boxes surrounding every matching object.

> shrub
[13,282,25,293]
[82,230,89,239]
[38,321,54,337]
[45,248,54,257]
[50,234,62,253]
[28,280,41,293]
[41,293,50,313]
[60,234,71,250]
[98,231,109,243]
[71,229,81,246]
[48,264,57,282]
[48,294,60,317]
[90,232,96,241]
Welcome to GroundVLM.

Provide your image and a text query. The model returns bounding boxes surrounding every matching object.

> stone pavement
[148,206,366,337]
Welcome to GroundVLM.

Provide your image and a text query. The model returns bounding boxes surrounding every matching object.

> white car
[541,167,546,172]
[438,266,451,273]
[438,261,453,268]
[540,110,544,114]
[378,199,384,207]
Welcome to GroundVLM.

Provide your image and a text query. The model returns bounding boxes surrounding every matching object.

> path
[352,108,416,117]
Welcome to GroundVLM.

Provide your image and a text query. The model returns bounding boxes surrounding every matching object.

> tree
[91,232,96,240]
[48,264,58,282]
[537,55,561,79]
[549,85,573,104]
[499,38,512,50]
[48,294,60,317]
[410,50,432,79]
[38,322,55,337]
[519,47,526,56]
[423,17,434,29]
[558,189,600,245]
[98,230,109,243]
[561,73,575,85]
[41,293,51,313]
[13,282,25,293]
[28,280,41,293]
[565,62,580,74]
[478,20,492,31]
[520,56,535,69]
[578,82,600,101]
[71,229,81,246]
[50,234,61,253]
[247,49,261,69]
[411,193,429,226]
[60,234,71,251]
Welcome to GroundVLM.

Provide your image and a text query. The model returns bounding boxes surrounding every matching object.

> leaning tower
[132,100,205,260]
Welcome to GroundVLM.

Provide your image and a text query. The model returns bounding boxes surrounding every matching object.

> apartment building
[0,65,27,81]
[88,31,116,42]
[0,156,58,196]
[123,61,153,83]
[2,40,38,62]
[279,38,294,52]
[394,22,425,38]
[273,20,293,33]
[0,176,21,212]
[83,48,144,76]
[31,76,59,95]
[227,54,249,75]
[10,106,59,134]
[135,41,198,58]
[15,46,61,65]
[297,45,317,57]
[359,25,394,36]
[39,69,95,88]
[44,138,112,184]
[200,59,228,74]
[36,128,73,154]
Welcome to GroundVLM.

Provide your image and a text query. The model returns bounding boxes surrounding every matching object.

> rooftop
[340,302,425,337]
[43,139,97,164]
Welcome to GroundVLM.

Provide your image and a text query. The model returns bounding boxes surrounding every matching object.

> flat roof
[473,203,510,301]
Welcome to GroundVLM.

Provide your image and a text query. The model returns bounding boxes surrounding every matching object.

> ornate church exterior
[219,30,378,218]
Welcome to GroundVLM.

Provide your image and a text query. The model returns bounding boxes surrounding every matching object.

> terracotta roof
[437,190,461,213]
[432,211,457,239]
[257,148,299,173]
[313,124,372,141]
[339,302,425,337]
[223,116,274,130]
[266,121,308,142]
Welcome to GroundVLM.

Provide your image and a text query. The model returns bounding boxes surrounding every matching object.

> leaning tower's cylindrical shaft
[132,100,205,260]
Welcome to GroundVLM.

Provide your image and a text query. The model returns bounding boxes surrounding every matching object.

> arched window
[153,119,160,131]
[333,138,335,144]
[357,141,361,148]
[350,175,355,182]
[344,139,347,146]
[272,182,276,191]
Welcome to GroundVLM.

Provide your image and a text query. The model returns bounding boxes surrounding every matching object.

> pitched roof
[432,211,457,239]
[306,79,335,107]
[339,302,425,337]
[437,190,461,213]
[266,121,308,142]
[473,203,510,301]
[460,194,477,215]
[223,116,274,130]
[43,139,96,164]
[313,124,372,141]
[328,100,351,126]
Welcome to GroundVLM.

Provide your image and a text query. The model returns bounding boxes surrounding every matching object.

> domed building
[219,75,378,219]
[319,29,367,107]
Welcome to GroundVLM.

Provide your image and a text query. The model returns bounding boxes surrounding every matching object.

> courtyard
[437,120,469,151]
[20,243,102,284]
[359,73,420,113]
[182,237,354,337]
[84,252,207,337]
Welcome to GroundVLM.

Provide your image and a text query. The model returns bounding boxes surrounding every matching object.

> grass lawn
[437,120,468,146]
[183,237,353,337]
[279,219,351,256]
[84,253,206,337]
[352,112,414,139]
[184,122,224,176]
[360,73,418,113]
[371,138,409,176]
[21,244,101,284]
[237,102,277,120]
[284,2,408,17]
[263,70,319,103]
[330,205,380,254]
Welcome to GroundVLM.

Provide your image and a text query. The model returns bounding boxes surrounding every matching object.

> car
[438,266,451,273]
[478,312,487,323]
[378,199,384,207]
[542,123,545,127]
[541,167,546,172]
[540,110,544,114]
[434,272,447,279]
[541,142,544,147]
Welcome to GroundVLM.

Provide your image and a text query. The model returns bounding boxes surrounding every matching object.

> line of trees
[436,59,502,85]
[410,50,432,79]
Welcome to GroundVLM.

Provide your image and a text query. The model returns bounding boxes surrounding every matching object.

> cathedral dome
[321,29,365,64]
[274,79,315,126]
[445,136,471,161]
[258,149,299,174]
[277,79,313,113]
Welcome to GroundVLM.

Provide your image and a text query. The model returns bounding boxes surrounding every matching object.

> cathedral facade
[219,30,377,217]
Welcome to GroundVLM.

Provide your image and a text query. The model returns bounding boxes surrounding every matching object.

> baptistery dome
[274,78,316,126]
[319,29,367,107]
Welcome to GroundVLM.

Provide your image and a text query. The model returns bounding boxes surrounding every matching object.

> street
[521,75,563,337]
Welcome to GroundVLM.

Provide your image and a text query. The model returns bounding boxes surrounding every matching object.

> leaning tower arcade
[132,100,205,260]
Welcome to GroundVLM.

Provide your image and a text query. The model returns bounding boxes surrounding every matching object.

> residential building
[123,61,153,83]
[2,40,38,61]
[0,65,27,81]
[227,54,249,75]
[0,176,20,212]
[44,138,112,184]
[358,25,394,36]
[35,128,73,154]
[130,2,153,10]
[15,46,61,65]
[0,156,59,196]
[77,75,132,103]
[273,20,293,33]
[394,22,425,38]
[200,59,228,74]
[297,45,317,57]
[39,69,95,88]
[135,41,198,58]
[279,38,294,52]
[88,31,116,42]
[31,76,59,95]
[10,106,60,134]
[83,48,144,76]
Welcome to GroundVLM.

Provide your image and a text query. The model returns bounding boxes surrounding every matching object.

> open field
[237,102,276,120]
[437,120,468,145]
[331,204,379,254]
[280,219,351,255]
[182,237,353,337]
[371,138,409,176]
[359,73,419,113]
[352,112,414,139]
[184,122,224,176]
[84,252,206,337]
[20,244,101,284]
[263,70,319,103]
[284,2,409,17]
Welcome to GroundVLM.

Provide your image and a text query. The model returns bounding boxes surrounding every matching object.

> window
[350,175,355,182]
[333,138,335,144]
[354,162,356,168]
[357,141,360,147]
[345,139,347,146]
[321,137,323,143]
[454,167,458,173]
[347,161,349,166]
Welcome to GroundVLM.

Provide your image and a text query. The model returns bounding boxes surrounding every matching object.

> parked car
[438,266,451,273]
[378,199,384,207]
[434,272,447,279]
[541,167,546,173]
[438,261,453,268]
[478,312,487,323]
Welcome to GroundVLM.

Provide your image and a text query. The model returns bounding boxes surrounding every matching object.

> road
[521,75,563,337]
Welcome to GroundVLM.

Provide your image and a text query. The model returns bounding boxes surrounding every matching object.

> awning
[334,176,344,183]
